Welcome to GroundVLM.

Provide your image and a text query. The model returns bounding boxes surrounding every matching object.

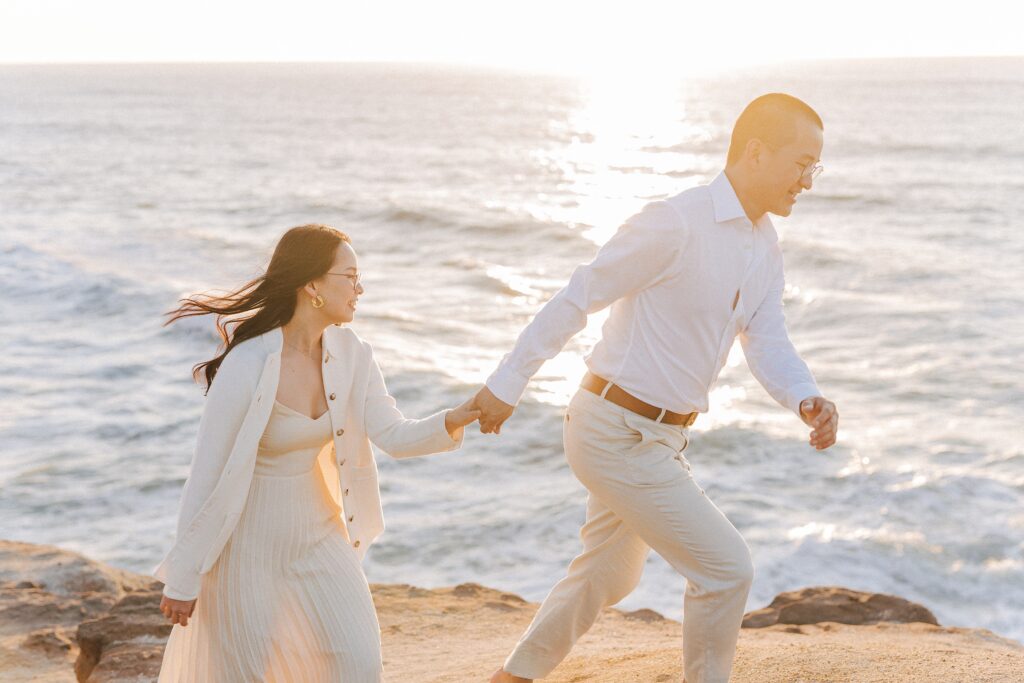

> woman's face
[309,241,363,325]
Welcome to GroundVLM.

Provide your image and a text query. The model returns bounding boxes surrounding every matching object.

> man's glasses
[799,161,824,182]
[763,140,823,182]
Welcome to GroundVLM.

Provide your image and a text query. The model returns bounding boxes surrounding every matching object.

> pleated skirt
[157,460,383,682]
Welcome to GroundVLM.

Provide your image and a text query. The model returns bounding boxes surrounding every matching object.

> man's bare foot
[490,668,531,683]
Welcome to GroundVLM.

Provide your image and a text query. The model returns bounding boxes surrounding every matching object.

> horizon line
[2,53,1023,73]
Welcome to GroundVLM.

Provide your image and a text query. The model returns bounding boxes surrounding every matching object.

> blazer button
[348,515,354,522]
[336,428,344,436]
[329,393,336,400]
[343,488,349,496]
[324,357,329,363]
[339,459,346,466]
[353,540,361,548]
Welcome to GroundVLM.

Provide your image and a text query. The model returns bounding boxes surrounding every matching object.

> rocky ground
[2,539,1022,682]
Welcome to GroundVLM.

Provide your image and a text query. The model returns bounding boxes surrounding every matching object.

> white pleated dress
[158,399,384,682]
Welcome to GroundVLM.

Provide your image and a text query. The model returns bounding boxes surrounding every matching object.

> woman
[152,224,479,681]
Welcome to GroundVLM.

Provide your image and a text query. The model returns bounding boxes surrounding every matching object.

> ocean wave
[851,140,1024,158]
[1,238,167,330]
[646,139,723,156]
[368,206,569,241]
[379,207,449,226]
[810,192,893,206]
[474,264,549,298]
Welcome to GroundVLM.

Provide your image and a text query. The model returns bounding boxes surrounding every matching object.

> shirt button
[324,357,329,363]
[336,428,345,436]
[329,393,336,400]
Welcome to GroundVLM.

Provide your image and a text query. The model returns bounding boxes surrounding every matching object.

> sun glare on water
[523,65,721,406]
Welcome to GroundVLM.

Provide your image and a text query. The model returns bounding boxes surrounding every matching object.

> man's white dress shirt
[486,171,821,417]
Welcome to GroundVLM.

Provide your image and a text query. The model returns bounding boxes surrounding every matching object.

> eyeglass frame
[325,271,362,288]
[761,140,824,182]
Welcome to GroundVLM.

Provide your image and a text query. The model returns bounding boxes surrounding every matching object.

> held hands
[799,396,838,450]
[444,395,483,439]
[472,386,515,434]
[159,594,197,627]
[444,387,514,437]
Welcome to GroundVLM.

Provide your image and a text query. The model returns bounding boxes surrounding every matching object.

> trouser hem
[503,646,559,680]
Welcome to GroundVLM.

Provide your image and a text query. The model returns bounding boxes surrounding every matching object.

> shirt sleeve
[485,200,686,406]
[738,257,821,416]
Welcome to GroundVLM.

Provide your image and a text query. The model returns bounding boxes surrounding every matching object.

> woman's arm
[158,346,256,599]
[174,348,255,537]
[362,343,475,459]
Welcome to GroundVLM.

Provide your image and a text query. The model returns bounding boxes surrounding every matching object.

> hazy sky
[1,0,1019,74]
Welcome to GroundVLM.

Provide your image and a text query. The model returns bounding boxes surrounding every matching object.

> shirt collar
[709,171,779,243]
[709,171,749,224]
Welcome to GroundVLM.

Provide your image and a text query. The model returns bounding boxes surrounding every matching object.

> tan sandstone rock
[2,539,1022,682]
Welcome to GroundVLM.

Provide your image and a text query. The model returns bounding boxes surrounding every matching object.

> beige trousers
[503,388,754,683]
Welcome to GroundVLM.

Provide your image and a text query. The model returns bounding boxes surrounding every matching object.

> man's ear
[746,138,764,167]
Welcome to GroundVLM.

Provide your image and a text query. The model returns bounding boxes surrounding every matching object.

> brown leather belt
[581,372,698,427]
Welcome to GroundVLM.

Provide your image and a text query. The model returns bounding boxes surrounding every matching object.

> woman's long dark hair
[164,224,351,393]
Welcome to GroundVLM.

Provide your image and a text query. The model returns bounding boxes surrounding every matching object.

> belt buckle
[684,412,697,427]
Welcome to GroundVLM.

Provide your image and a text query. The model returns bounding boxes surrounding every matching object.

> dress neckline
[274,399,329,421]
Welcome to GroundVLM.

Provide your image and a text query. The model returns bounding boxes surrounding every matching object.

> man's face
[758,117,824,217]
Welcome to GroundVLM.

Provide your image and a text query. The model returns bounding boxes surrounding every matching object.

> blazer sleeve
[158,346,256,600]
[362,342,463,460]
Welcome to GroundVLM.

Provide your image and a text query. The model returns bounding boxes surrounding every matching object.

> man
[477,93,839,683]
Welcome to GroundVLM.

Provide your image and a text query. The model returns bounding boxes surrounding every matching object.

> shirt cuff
[787,383,823,417]
[161,583,198,601]
[152,553,201,601]
[485,368,530,407]
[436,409,465,450]
[418,409,462,453]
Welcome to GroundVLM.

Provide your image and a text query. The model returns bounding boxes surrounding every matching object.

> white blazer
[152,324,462,600]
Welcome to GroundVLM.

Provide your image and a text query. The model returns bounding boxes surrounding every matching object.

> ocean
[1,58,1022,642]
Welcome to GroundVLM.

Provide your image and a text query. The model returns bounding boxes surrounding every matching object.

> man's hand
[473,386,515,434]
[799,396,838,450]
[159,594,197,627]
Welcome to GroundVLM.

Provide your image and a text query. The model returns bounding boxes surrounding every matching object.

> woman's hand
[799,396,838,450]
[160,594,197,627]
[444,396,482,439]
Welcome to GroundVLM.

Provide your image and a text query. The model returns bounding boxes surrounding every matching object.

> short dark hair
[726,93,823,165]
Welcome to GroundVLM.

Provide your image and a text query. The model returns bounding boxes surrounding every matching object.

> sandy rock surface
[2,540,1022,682]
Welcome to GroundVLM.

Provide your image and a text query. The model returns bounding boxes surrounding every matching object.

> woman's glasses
[326,271,361,288]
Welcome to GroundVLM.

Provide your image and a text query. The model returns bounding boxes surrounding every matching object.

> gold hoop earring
[311,295,325,309]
